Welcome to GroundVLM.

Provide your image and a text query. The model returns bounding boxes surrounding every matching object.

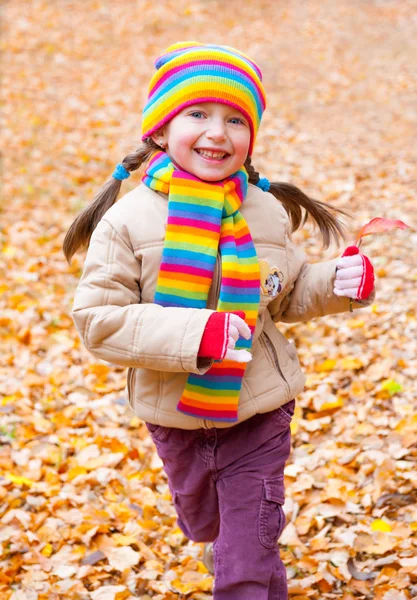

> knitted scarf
[142,151,260,422]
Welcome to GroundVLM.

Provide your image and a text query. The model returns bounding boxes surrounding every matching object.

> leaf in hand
[356,217,411,245]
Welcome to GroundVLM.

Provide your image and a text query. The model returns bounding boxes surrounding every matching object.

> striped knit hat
[141,41,266,156]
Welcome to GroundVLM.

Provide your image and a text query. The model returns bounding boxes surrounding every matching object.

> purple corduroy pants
[146,399,295,600]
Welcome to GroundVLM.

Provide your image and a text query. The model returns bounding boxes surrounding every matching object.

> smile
[195,149,230,161]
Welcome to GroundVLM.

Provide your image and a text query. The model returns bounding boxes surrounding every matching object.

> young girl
[64,41,375,600]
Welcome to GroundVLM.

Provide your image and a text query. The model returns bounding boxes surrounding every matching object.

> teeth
[196,149,227,159]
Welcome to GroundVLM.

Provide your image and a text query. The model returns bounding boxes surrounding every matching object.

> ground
[1,1,417,598]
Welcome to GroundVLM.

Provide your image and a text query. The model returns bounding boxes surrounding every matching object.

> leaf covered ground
[1,1,417,598]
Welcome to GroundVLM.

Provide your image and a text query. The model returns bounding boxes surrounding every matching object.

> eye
[189,111,205,119]
[229,117,246,125]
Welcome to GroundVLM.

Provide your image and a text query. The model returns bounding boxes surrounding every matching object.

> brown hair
[63,138,160,263]
[63,143,347,263]
[244,156,347,248]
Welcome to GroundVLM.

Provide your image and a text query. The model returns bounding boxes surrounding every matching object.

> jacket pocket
[259,331,291,398]
[263,314,305,390]
[259,476,286,549]
[127,366,164,411]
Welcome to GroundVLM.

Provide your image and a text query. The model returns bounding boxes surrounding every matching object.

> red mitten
[198,311,252,362]
[334,245,375,300]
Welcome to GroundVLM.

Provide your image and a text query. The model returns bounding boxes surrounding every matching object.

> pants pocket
[259,475,286,549]
[145,422,172,443]
[277,398,295,423]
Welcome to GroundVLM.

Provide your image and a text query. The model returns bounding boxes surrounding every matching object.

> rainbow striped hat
[141,41,267,156]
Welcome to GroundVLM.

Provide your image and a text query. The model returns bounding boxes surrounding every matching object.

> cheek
[232,133,251,159]
[165,121,196,152]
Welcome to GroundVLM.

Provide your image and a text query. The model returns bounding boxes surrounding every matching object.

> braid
[244,156,347,248]
[120,138,160,174]
[244,156,260,186]
[63,139,160,262]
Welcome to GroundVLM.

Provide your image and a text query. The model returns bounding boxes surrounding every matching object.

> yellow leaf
[1,395,17,406]
[341,357,363,370]
[2,245,17,257]
[371,519,392,532]
[67,466,88,481]
[395,414,417,433]
[320,396,344,411]
[197,560,209,574]
[138,519,159,531]
[5,474,34,487]
[171,579,191,594]
[290,405,303,435]
[88,364,110,379]
[347,318,365,329]
[112,533,139,546]
[380,379,403,396]
[41,543,53,557]
[316,359,337,372]
[171,576,213,593]
[143,506,157,519]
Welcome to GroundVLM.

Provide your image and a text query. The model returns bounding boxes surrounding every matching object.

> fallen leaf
[104,546,141,571]
[90,585,127,600]
[347,558,377,580]
[372,519,392,533]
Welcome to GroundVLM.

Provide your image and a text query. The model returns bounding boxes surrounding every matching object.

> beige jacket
[72,183,374,429]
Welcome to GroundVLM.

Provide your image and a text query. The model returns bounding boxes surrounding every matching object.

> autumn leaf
[371,519,392,533]
[380,379,403,396]
[355,217,411,245]
[1,2,417,599]
[90,586,128,600]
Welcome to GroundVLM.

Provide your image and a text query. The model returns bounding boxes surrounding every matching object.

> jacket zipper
[260,331,291,397]
[203,253,221,428]
[126,367,135,408]
[208,253,221,310]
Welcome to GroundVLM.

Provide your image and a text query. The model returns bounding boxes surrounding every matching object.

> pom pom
[256,177,270,192]
[112,163,130,180]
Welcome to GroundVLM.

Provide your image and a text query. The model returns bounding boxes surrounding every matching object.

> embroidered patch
[259,260,283,298]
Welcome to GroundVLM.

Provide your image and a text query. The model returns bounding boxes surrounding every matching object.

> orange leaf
[356,217,411,244]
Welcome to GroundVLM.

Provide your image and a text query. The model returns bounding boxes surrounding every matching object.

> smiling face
[151,102,251,182]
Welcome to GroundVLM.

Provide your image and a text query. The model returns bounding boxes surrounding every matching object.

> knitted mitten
[198,311,252,363]
[334,245,375,300]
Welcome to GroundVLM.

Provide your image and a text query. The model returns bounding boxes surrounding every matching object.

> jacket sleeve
[72,218,214,373]
[269,226,376,324]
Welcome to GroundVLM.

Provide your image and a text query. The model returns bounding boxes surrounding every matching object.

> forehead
[180,102,246,117]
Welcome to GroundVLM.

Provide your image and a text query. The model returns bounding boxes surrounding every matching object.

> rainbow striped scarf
[142,151,260,422]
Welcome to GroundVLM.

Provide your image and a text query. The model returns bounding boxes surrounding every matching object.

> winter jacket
[72,183,374,429]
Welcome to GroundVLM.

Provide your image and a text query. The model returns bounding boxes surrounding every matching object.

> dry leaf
[90,586,127,600]
[104,546,141,571]
[355,217,411,245]
[2,3,416,598]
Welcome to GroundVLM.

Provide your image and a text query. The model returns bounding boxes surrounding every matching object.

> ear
[151,128,167,149]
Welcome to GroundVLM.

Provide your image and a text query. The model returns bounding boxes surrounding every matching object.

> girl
[64,42,375,600]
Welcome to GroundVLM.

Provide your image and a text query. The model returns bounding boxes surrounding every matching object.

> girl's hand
[198,311,252,363]
[224,313,252,362]
[334,245,375,300]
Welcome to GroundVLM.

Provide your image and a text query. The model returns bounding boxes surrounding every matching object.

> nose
[206,118,227,142]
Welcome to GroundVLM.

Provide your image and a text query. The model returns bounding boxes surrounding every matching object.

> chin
[198,171,228,182]
[192,164,237,182]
